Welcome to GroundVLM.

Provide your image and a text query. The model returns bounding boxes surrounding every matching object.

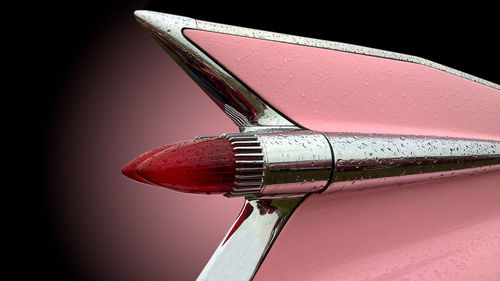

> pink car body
[126,11,500,280]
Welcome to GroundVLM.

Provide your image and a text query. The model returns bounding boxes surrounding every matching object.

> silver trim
[133,11,297,130]
[197,20,500,90]
[324,133,500,192]
[224,130,334,197]
[133,12,500,281]
[221,131,500,197]
[257,131,333,195]
[197,197,304,281]
[225,133,264,197]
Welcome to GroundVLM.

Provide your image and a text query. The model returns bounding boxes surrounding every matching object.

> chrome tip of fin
[133,10,297,131]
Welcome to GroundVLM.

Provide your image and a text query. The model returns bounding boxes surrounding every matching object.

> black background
[12,1,499,280]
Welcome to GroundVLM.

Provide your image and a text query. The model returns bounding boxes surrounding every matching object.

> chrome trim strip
[257,131,333,195]
[223,130,500,197]
[235,153,265,157]
[235,181,262,186]
[196,20,500,90]
[133,11,297,130]
[233,146,263,150]
[236,167,264,172]
[235,160,265,164]
[197,197,304,281]
[231,141,261,145]
[235,174,264,180]
[324,133,500,192]
[225,133,264,197]
[224,130,334,197]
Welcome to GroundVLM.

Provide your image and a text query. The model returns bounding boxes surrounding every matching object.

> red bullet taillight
[122,142,187,184]
[122,138,235,194]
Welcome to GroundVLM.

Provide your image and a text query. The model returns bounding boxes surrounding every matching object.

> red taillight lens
[122,142,187,184]
[122,138,235,194]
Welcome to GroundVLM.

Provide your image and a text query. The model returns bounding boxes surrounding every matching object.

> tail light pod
[122,138,235,194]
[123,131,500,197]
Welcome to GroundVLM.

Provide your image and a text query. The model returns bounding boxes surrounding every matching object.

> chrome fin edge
[133,10,297,130]
[196,197,305,281]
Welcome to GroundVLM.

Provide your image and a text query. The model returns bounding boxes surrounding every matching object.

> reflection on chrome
[132,10,500,197]
[324,133,500,193]
[196,132,499,280]
[132,11,500,281]
[197,197,304,281]
[133,11,296,130]
[222,130,500,197]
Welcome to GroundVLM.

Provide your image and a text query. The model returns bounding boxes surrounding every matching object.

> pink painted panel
[255,171,500,281]
[184,30,500,141]
[184,29,500,280]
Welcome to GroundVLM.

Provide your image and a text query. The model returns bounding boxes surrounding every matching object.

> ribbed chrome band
[224,133,264,197]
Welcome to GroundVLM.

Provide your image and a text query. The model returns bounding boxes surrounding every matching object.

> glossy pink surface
[255,171,500,281]
[185,29,500,280]
[185,30,500,141]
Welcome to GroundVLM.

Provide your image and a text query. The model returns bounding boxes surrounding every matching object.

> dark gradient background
[13,2,499,281]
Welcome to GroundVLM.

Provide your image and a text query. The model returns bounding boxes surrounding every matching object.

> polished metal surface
[133,11,500,281]
[223,130,333,197]
[133,11,297,130]
[220,131,500,197]
[257,131,332,195]
[133,10,500,197]
[324,133,500,192]
[134,11,500,196]
[196,19,500,90]
[225,132,265,197]
[197,197,304,281]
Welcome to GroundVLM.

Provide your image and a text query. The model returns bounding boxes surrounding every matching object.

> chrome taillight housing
[123,129,500,198]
